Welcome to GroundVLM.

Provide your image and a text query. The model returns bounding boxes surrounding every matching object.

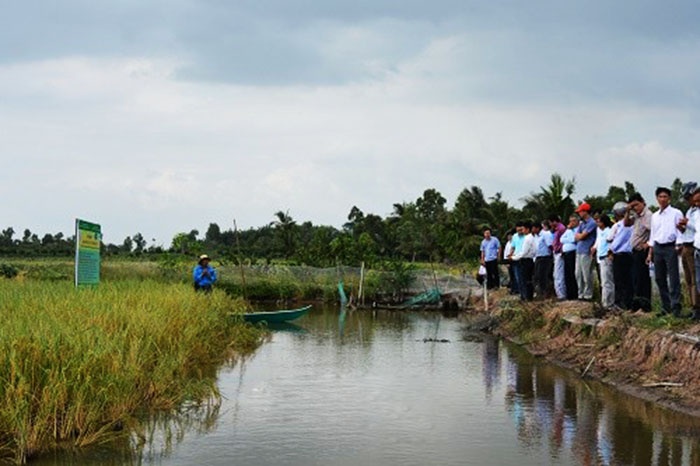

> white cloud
[597,141,700,196]
[1,2,699,245]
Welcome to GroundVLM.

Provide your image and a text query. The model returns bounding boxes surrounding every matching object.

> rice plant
[0,280,262,463]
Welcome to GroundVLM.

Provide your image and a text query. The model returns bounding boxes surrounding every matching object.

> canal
[39,306,700,465]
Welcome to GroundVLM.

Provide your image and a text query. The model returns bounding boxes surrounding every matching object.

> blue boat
[243,305,312,324]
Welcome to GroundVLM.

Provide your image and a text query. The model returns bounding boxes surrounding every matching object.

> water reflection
[500,344,700,465]
[33,306,700,465]
[482,337,501,401]
[31,401,223,466]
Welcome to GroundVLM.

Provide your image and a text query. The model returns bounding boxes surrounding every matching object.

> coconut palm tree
[522,173,576,221]
[271,210,298,259]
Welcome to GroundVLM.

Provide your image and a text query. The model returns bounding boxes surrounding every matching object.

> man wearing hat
[574,202,597,300]
[678,182,700,315]
[646,187,684,316]
[193,254,217,292]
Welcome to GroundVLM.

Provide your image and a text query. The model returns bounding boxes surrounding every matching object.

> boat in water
[243,304,312,324]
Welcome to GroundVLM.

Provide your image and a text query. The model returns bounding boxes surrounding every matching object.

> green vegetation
[0,279,262,463]
[0,257,425,304]
[635,313,689,331]
[0,263,18,279]
[2,175,691,267]
[0,173,691,462]
[0,256,427,462]
[496,299,546,341]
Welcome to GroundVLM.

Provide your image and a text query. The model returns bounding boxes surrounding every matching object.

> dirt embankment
[478,290,700,417]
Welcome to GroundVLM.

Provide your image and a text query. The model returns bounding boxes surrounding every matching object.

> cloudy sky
[2,1,699,246]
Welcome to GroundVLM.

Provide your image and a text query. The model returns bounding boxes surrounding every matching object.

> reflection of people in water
[505,360,544,448]
[571,385,601,466]
[610,407,653,464]
[596,404,614,466]
[503,351,700,466]
[550,378,566,453]
[481,337,500,401]
[532,367,557,456]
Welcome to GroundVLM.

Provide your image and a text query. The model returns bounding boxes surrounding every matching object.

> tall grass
[3,258,430,303]
[0,280,262,463]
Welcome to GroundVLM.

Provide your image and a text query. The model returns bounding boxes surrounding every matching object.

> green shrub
[0,263,18,279]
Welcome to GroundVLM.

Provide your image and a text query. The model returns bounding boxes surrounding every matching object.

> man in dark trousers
[646,187,684,316]
[627,193,652,312]
[480,227,502,290]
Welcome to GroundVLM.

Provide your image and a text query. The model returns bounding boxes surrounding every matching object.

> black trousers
[507,260,518,293]
[613,252,633,309]
[563,251,578,300]
[534,256,553,298]
[519,258,534,301]
[484,260,500,289]
[631,249,651,312]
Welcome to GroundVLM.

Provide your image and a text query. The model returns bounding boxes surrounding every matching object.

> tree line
[1,174,688,266]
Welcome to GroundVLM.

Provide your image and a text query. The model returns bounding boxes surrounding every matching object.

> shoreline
[472,289,700,419]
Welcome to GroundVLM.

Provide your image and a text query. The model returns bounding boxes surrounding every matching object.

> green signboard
[75,219,102,286]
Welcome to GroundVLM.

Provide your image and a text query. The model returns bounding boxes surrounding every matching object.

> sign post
[75,219,102,287]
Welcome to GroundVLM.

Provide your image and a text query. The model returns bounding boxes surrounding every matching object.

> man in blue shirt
[533,220,554,299]
[609,203,634,310]
[480,227,502,289]
[561,215,579,300]
[574,202,597,300]
[193,254,217,292]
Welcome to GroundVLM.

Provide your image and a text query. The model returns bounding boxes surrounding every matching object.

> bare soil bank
[477,290,700,418]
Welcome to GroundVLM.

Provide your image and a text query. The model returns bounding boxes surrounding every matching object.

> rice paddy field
[0,277,263,463]
[0,256,474,463]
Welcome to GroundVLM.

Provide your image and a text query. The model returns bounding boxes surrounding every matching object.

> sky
[2,0,699,246]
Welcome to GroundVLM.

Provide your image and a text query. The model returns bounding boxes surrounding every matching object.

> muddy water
[39,306,700,465]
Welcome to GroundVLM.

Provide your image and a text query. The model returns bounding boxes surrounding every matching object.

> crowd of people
[479,183,700,318]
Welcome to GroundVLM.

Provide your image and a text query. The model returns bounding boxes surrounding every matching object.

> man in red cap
[574,202,597,300]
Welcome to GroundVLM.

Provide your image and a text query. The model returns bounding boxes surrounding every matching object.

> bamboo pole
[483,279,488,311]
[233,219,247,300]
[359,261,365,306]
[642,382,684,388]
[581,356,596,378]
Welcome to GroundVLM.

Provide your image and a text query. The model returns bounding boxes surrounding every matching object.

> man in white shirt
[512,221,537,301]
[678,182,699,315]
[503,232,517,294]
[692,188,700,319]
[646,186,684,316]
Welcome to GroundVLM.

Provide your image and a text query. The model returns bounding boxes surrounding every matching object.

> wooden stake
[233,219,247,300]
[359,261,365,307]
[581,356,596,378]
[484,280,488,311]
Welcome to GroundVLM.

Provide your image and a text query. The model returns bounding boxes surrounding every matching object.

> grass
[635,313,689,331]
[496,299,546,341]
[0,279,263,463]
[2,257,432,303]
[216,264,356,302]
